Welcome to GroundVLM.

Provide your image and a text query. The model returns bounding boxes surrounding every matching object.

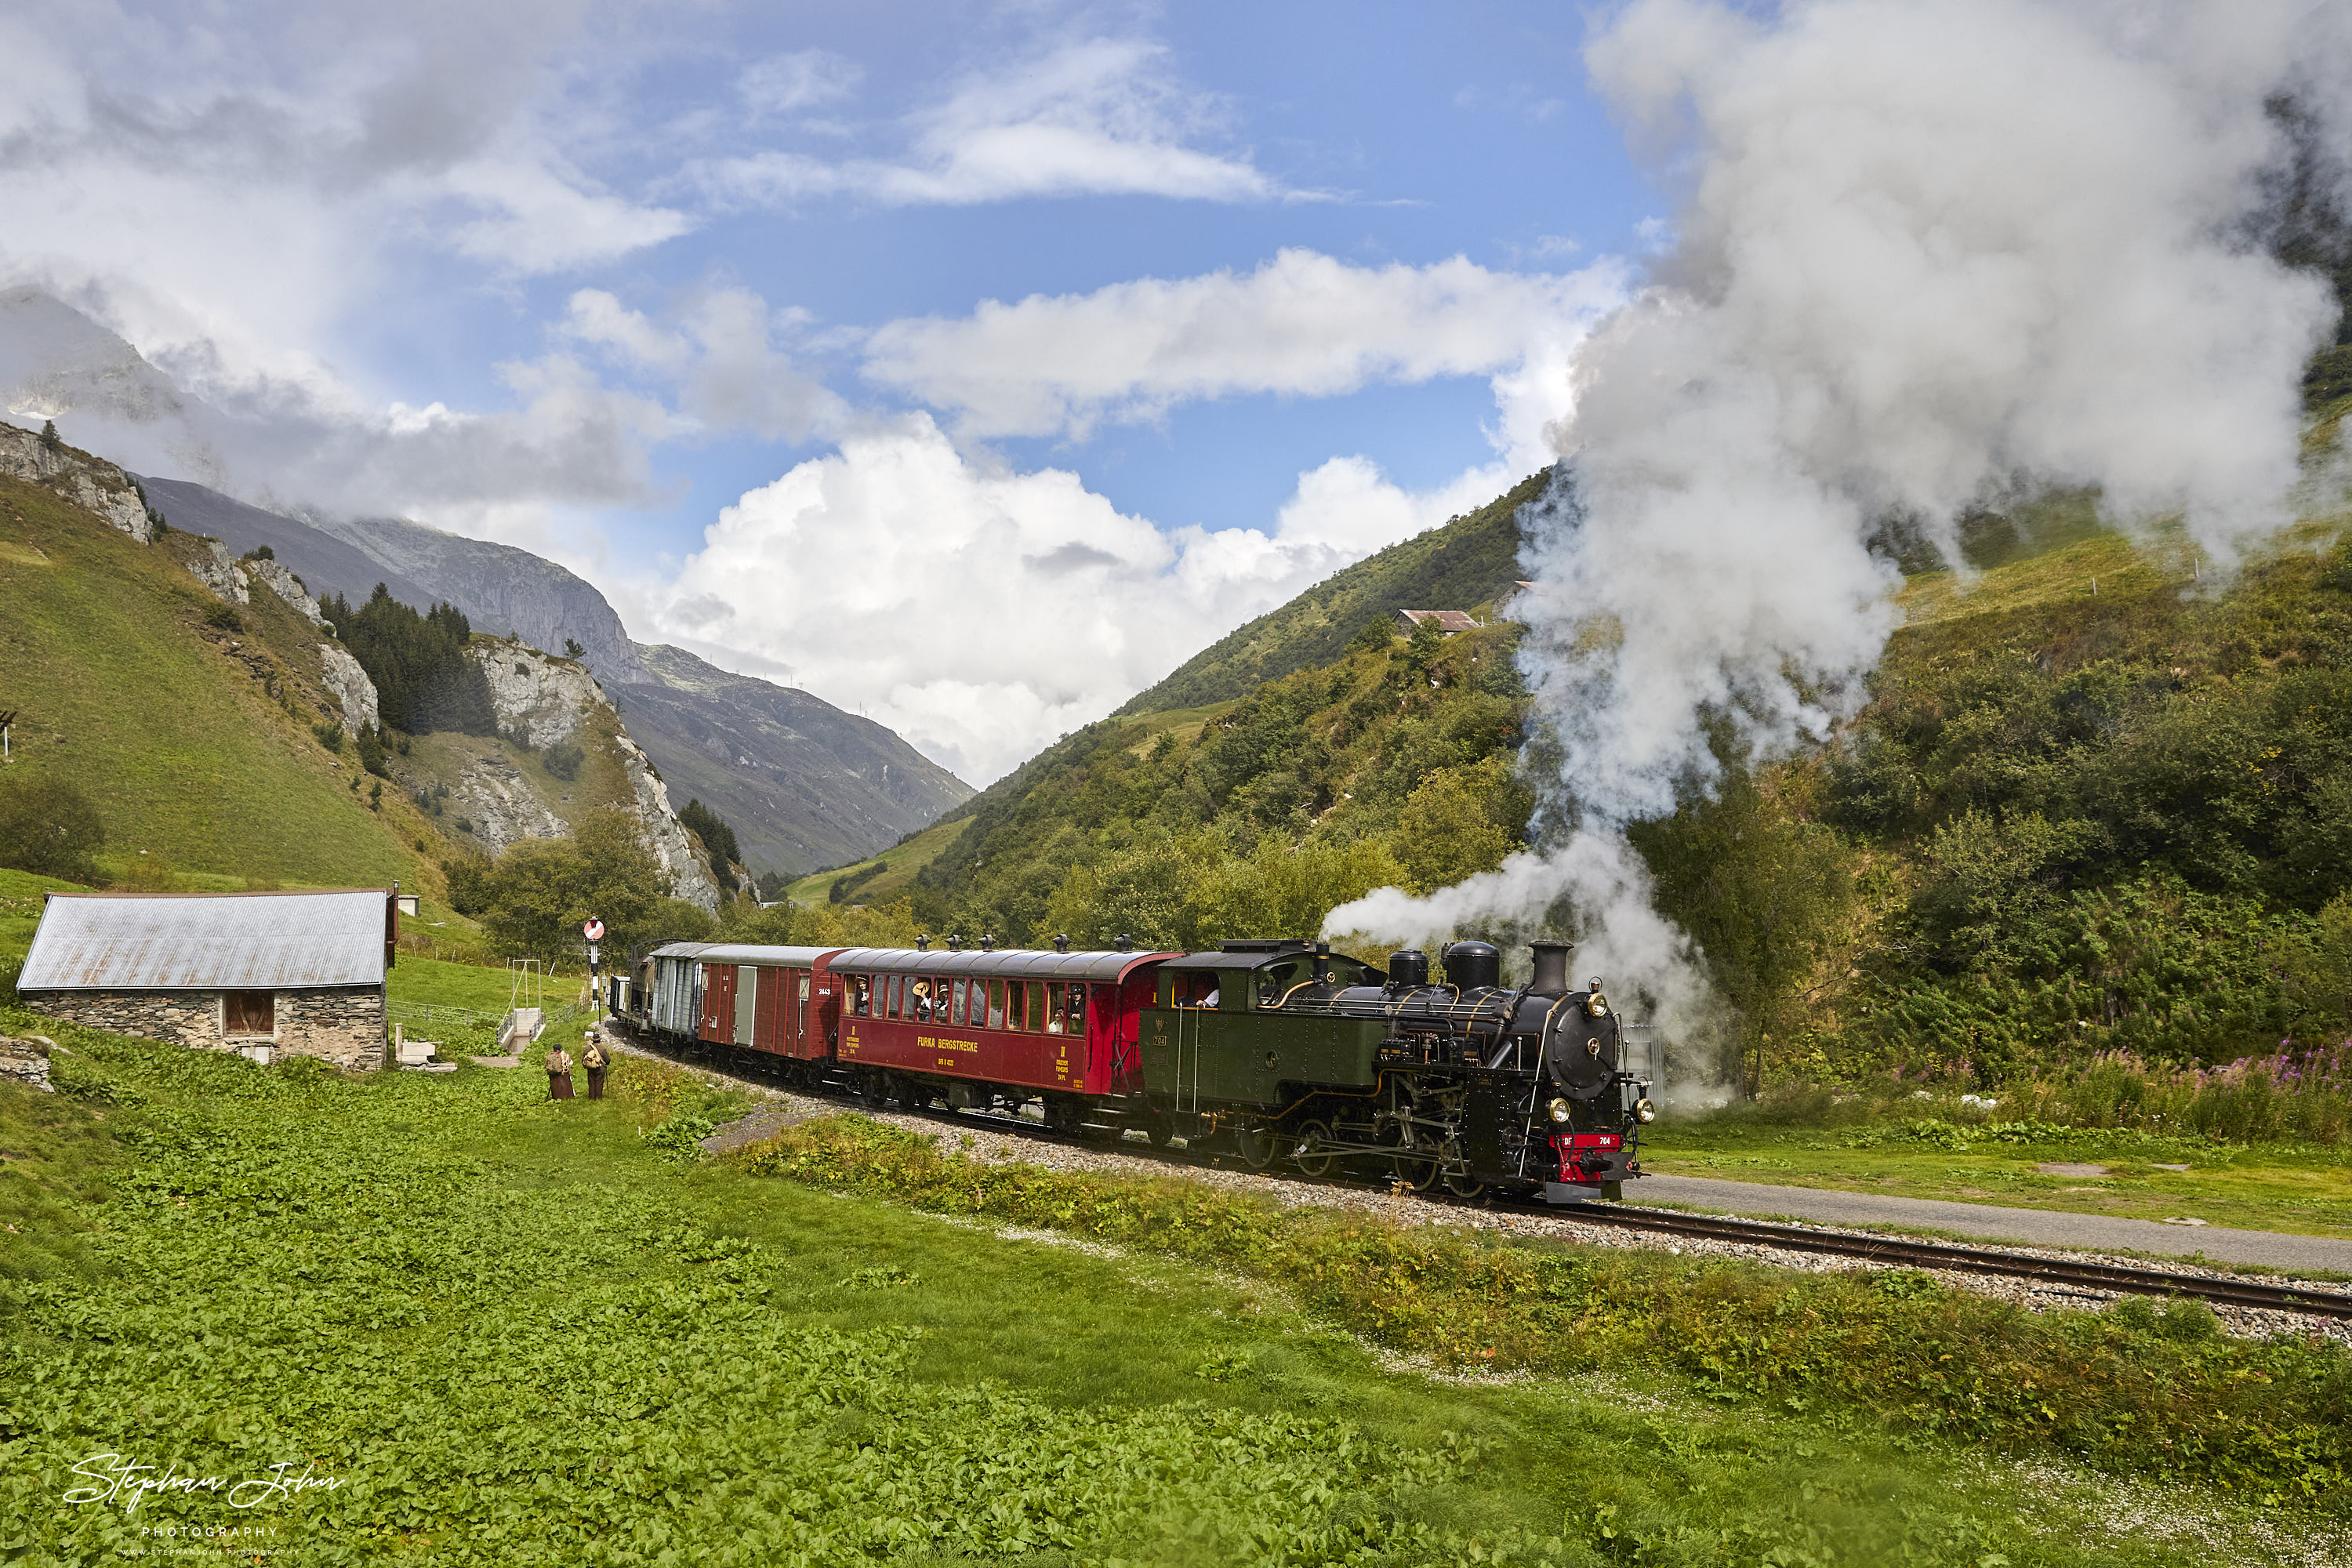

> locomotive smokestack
[1529,942,1571,996]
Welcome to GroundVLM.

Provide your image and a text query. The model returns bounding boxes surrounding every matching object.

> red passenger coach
[827,946,1171,1116]
[688,944,850,1062]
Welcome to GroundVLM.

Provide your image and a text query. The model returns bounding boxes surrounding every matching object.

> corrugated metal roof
[19,889,393,992]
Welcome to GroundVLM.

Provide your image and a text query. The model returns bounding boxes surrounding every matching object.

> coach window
[885,975,902,1018]
[1026,982,1048,1031]
[988,980,1007,1029]
[1064,984,1087,1033]
[1007,981,1026,1031]
[223,991,274,1036]
[946,978,964,1028]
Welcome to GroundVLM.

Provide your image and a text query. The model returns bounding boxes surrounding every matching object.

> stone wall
[23,986,387,1070]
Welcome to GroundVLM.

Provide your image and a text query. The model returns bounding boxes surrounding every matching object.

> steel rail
[610,1025,2352,1323]
[1555,1203,2352,1319]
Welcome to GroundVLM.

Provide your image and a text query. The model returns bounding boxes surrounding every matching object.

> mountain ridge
[134,474,971,878]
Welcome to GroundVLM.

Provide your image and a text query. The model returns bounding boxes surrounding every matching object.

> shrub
[354,723,389,778]
[0,775,104,881]
[311,720,345,753]
[201,601,242,633]
[542,742,583,782]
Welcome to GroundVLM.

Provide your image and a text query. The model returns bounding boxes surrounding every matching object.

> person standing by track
[546,1041,575,1100]
[582,1031,608,1099]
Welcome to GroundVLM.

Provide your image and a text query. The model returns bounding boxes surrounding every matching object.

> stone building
[16,888,398,1069]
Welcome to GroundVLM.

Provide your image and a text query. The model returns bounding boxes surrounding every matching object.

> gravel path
[606,1030,2352,1345]
[1633,1174,2352,1274]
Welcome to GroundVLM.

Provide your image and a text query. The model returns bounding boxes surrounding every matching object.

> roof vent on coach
[981,933,997,951]
[1054,933,1071,953]
[949,933,964,951]
[1116,933,1134,953]
[916,933,931,950]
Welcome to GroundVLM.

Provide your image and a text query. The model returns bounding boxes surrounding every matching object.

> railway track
[1556,1203,2352,1320]
[612,1028,2352,1324]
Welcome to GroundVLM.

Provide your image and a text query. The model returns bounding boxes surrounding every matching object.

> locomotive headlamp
[1635,1098,1657,1123]
[1548,1098,1573,1124]
[1585,992,1610,1018]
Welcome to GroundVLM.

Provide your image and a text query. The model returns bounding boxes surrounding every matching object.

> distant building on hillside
[1394,608,1481,637]
[16,888,398,1069]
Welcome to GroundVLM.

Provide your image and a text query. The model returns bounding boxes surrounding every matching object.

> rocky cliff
[459,640,721,912]
[0,421,156,543]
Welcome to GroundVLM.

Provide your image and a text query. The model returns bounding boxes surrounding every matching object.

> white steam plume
[1326,0,2351,1085]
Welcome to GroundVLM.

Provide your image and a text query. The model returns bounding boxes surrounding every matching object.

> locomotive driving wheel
[1389,1147,1440,1192]
[1232,1120,1276,1171]
[1290,1120,1338,1178]
[1442,1170,1489,1200]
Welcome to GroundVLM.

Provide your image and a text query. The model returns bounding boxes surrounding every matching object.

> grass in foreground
[0,1020,2344,1566]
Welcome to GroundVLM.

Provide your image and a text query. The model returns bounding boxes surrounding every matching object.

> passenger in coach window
[913,980,934,1021]
[851,978,869,1016]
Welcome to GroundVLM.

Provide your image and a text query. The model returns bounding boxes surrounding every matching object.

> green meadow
[0,1015,2347,1565]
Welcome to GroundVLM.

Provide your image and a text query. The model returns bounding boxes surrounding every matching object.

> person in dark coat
[546,1043,575,1100]
[582,1031,608,1100]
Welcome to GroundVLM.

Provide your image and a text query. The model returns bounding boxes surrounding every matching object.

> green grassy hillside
[0,469,450,896]
[909,618,1530,947]
[783,815,971,908]
[1116,468,1547,717]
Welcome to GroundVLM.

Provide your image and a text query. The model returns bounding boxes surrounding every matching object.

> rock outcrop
[0,419,156,542]
[616,728,722,913]
[183,538,252,605]
[247,556,326,626]
[469,639,721,913]
[446,750,568,854]
[474,642,597,750]
[318,643,381,735]
[0,1034,54,1094]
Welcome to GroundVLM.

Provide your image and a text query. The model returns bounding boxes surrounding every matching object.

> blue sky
[2,0,1662,779]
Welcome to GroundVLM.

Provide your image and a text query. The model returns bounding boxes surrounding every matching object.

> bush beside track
[739,1114,2352,1501]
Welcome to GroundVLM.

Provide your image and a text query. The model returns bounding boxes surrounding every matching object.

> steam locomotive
[612,935,1655,1201]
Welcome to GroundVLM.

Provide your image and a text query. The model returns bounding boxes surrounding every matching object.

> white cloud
[654,413,1506,784]
[561,286,845,442]
[739,50,862,117]
[861,248,1627,438]
[693,37,1290,209]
